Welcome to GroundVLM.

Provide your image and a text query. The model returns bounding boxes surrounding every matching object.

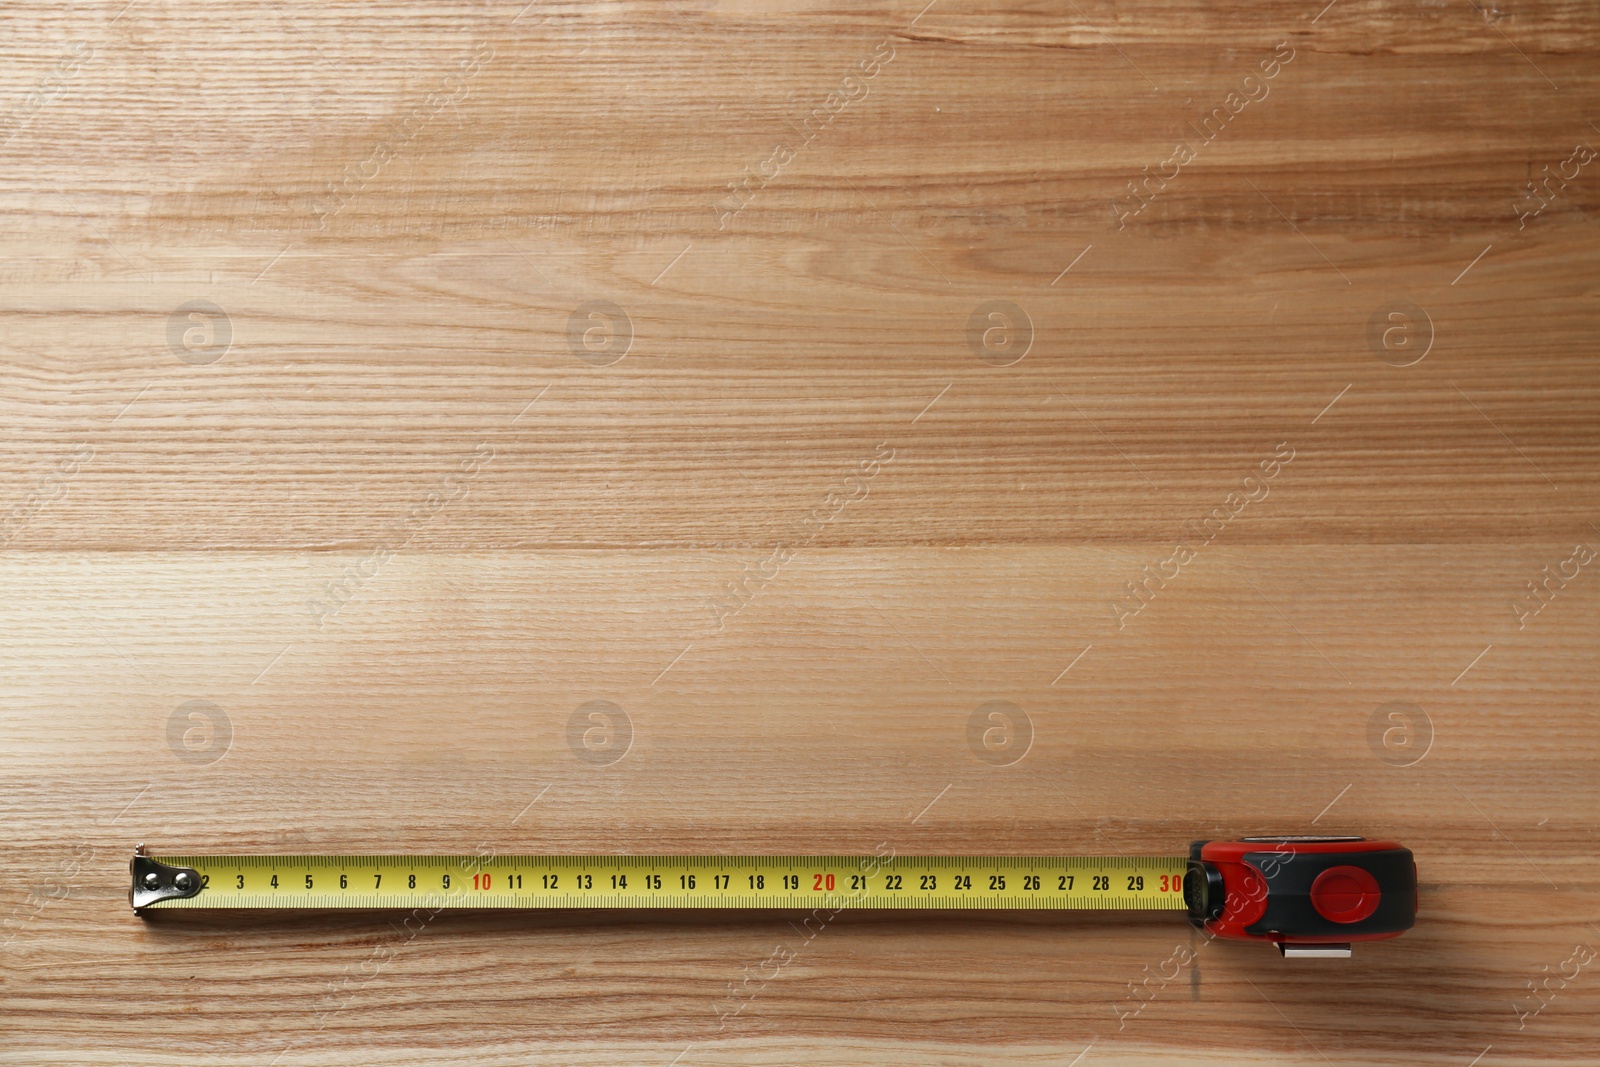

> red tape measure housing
[1184,836,1416,947]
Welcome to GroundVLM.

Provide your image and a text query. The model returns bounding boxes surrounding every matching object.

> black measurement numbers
[250,865,1164,897]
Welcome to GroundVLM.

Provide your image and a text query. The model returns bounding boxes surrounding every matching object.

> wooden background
[3,1,1598,1063]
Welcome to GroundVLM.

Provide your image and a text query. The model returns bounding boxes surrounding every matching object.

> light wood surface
[3,1,1599,1063]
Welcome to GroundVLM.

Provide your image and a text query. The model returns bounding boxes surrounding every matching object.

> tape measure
[131,835,1416,957]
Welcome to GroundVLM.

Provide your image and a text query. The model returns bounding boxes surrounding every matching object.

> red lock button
[1309,865,1382,924]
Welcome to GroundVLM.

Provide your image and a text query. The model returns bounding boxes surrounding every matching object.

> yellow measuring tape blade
[145,855,1189,910]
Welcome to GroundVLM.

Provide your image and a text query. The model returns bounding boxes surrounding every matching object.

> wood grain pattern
[3,1,1598,1063]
